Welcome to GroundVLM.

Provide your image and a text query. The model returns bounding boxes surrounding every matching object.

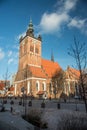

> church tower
[18,20,42,71]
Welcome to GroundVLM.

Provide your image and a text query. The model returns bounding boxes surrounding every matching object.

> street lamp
[21,87,25,106]
[24,65,28,119]
[75,83,78,111]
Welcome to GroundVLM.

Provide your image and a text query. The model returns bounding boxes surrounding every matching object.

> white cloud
[68,17,87,29]
[64,0,78,12]
[40,12,69,34]
[8,51,12,57]
[68,17,87,34]
[0,48,5,60]
[8,58,14,64]
[7,50,18,65]
[39,0,78,34]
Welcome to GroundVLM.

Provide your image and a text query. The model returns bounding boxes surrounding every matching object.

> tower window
[30,46,34,52]
[35,48,39,53]
[24,44,26,53]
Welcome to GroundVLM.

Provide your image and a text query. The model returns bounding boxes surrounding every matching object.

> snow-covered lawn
[28,108,87,130]
[0,106,87,130]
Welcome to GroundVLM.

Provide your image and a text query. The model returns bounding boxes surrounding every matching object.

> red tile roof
[29,66,47,78]
[66,66,80,79]
[0,82,5,90]
[9,86,14,91]
[28,59,62,79]
[41,59,62,78]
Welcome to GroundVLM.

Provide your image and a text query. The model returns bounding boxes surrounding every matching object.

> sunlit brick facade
[14,20,80,99]
[14,20,62,98]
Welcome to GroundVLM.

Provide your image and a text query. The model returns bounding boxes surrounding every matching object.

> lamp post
[24,65,28,119]
[21,87,25,106]
[75,83,78,111]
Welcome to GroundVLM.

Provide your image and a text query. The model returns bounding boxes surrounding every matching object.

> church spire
[26,19,34,37]
[51,49,54,62]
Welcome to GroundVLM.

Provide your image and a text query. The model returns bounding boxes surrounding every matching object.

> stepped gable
[41,58,62,78]
[69,67,80,77]
[66,66,80,79]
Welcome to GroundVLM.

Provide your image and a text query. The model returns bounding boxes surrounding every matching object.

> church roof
[0,82,5,90]
[28,59,62,79]
[15,58,62,81]
[65,66,80,80]
[41,58,61,78]
[29,65,47,78]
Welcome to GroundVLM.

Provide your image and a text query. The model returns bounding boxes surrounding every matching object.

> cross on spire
[26,18,34,37]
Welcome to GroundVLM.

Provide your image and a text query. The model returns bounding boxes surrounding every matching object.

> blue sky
[0,0,87,79]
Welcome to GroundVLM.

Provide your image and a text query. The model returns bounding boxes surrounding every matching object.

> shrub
[10,100,14,105]
[57,112,87,130]
[41,102,45,108]
[22,108,48,129]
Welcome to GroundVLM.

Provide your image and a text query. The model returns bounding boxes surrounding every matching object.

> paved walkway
[0,98,86,130]
[0,111,34,130]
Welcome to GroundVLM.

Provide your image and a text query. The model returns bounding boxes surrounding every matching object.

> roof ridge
[41,66,48,77]
[42,58,58,64]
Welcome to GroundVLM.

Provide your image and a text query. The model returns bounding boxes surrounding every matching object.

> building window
[35,48,39,53]
[27,81,30,94]
[49,83,51,92]
[30,46,34,52]
[42,82,46,91]
[25,39,28,44]
[24,44,26,53]
[22,45,24,54]
[36,81,39,91]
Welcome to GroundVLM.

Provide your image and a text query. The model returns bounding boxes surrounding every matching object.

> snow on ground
[0,108,87,130]
[0,111,34,130]
[27,107,87,130]
[41,108,87,130]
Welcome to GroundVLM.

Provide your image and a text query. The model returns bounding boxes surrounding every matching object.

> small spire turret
[38,35,42,41]
[51,49,54,62]
[26,19,34,37]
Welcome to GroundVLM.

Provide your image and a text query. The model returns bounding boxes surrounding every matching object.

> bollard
[64,99,66,103]
[19,101,22,105]
[41,102,45,108]
[10,100,14,105]
[28,100,32,106]
[11,106,13,113]
[57,103,60,109]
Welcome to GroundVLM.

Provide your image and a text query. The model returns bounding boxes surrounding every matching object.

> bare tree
[52,69,66,99]
[3,68,10,95]
[68,37,87,112]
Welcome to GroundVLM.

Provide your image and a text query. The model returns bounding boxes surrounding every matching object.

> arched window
[42,82,46,91]
[22,44,24,54]
[15,84,17,96]
[30,46,34,52]
[24,44,26,53]
[36,81,40,91]
[35,47,39,53]
[20,46,22,57]
[27,81,30,94]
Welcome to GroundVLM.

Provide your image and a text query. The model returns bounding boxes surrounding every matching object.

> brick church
[14,20,62,99]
